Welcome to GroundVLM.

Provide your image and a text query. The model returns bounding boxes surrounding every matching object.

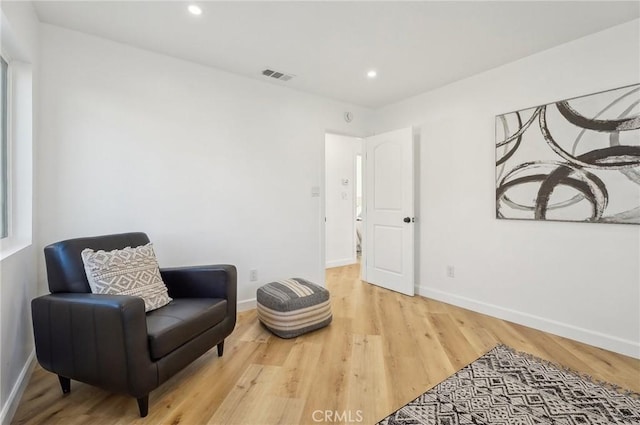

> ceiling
[32,1,640,109]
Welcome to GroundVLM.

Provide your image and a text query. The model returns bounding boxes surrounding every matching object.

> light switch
[341,178,349,186]
[311,186,321,197]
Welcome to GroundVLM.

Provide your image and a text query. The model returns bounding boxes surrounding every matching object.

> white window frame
[0,13,33,260]
[0,54,8,239]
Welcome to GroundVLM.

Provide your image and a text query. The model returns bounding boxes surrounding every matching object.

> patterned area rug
[378,345,640,425]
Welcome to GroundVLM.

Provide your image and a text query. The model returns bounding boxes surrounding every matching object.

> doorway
[324,133,362,269]
[323,127,415,296]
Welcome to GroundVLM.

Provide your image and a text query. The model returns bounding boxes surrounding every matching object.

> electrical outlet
[446,265,455,278]
[250,269,258,282]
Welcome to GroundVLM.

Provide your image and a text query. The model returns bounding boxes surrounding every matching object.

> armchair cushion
[146,298,227,360]
[81,243,172,312]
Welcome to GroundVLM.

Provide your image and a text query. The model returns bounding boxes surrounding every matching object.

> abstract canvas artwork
[496,84,640,224]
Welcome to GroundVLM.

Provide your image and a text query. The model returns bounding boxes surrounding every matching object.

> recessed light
[367,70,377,78]
[188,4,202,15]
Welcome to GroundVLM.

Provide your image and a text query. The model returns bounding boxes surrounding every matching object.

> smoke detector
[262,68,295,82]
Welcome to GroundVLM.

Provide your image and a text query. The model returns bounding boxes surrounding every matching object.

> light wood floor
[12,263,640,424]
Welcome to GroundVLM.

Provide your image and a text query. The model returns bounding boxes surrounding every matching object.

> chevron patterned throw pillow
[81,243,172,312]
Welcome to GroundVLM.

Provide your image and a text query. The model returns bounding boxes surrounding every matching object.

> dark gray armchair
[31,232,237,417]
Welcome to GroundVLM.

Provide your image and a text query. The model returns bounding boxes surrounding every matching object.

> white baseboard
[325,258,357,269]
[238,297,256,312]
[416,285,640,359]
[1,350,35,425]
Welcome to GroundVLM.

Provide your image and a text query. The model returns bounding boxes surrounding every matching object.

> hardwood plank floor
[12,263,640,424]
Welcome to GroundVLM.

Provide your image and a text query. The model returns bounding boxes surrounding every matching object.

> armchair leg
[137,395,149,417]
[217,340,224,357]
[58,376,70,394]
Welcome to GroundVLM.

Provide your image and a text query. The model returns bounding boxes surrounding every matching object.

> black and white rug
[378,345,640,424]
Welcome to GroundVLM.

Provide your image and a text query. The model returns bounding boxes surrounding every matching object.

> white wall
[37,24,371,308]
[0,2,39,424]
[373,19,640,358]
[325,134,361,268]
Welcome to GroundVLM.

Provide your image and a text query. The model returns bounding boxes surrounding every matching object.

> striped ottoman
[257,278,332,338]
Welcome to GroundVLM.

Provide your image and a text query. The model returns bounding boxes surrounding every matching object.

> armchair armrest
[31,293,157,398]
[160,264,237,302]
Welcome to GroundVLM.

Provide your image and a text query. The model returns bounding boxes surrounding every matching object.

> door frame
[321,128,417,290]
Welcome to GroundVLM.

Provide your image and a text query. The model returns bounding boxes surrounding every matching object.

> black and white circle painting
[496,84,640,224]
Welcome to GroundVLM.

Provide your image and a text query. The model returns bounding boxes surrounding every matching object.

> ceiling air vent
[262,68,295,82]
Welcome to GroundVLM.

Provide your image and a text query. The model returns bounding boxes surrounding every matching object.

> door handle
[403,217,411,223]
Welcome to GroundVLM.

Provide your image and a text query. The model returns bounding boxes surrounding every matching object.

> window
[0,56,8,239]
[0,20,33,258]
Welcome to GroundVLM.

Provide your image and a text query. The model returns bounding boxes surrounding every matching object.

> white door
[363,127,414,296]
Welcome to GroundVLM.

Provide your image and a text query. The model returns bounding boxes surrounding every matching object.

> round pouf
[257,278,332,338]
